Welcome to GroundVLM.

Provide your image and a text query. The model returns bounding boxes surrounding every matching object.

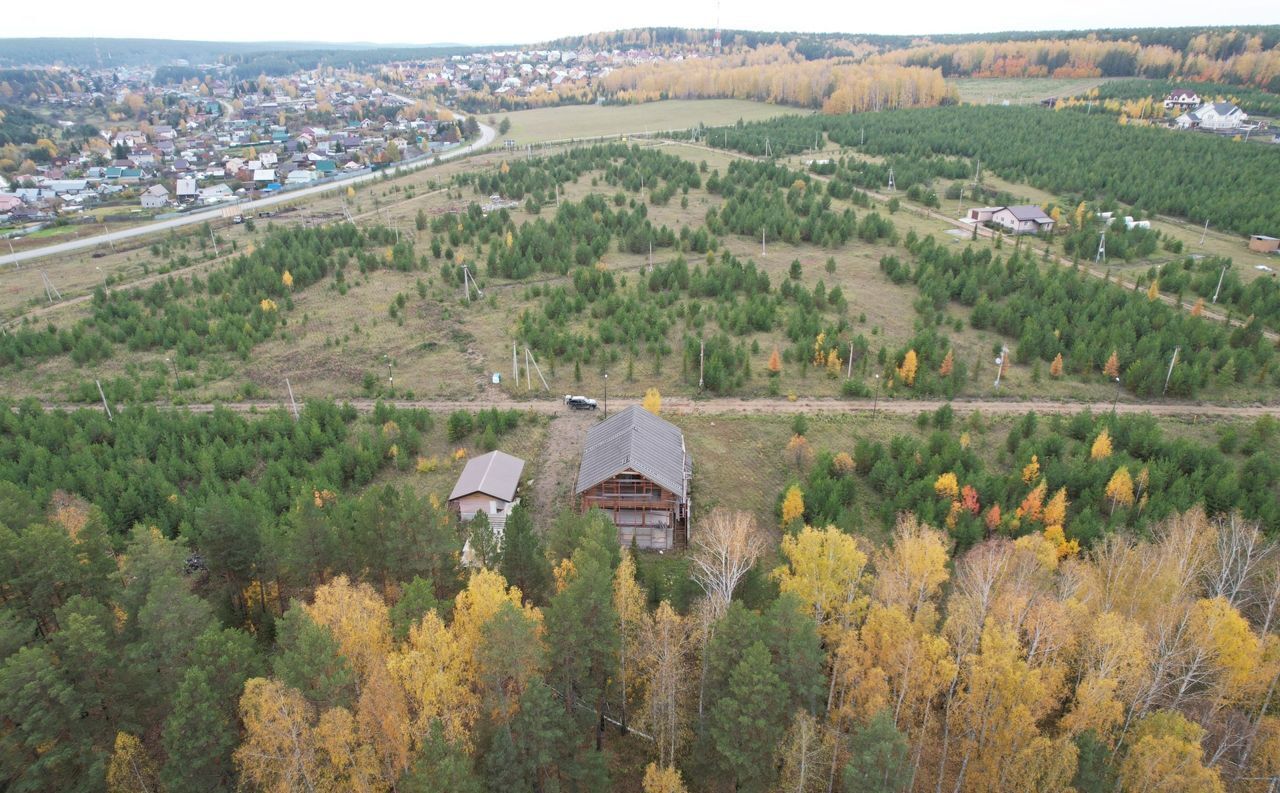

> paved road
[31,395,1280,418]
[0,118,496,268]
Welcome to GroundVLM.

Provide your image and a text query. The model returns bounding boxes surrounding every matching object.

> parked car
[564,395,598,410]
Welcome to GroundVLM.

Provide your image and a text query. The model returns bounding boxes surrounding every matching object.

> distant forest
[545,25,1280,58]
[0,38,502,70]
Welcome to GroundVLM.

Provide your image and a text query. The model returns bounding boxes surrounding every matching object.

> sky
[5,0,1278,45]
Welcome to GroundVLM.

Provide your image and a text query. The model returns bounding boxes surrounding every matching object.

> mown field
[951,76,1118,104]
[496,98,810,145]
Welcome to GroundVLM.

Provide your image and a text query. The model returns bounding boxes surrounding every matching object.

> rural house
[574,405,691,550]
[1176,103,1248,131]
[140,184,169,209]
[989,205,1055,235]
[1164,88,1201,111]
[448,450,525,536]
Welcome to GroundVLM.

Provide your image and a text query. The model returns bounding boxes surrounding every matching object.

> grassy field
[497,99,810,145]
[952,77,1120,105]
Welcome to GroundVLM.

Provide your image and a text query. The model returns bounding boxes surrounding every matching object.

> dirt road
[33,395,1280,419]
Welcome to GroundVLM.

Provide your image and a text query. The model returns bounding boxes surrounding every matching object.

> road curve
[0,117,496,268]
[27,395,1280,419]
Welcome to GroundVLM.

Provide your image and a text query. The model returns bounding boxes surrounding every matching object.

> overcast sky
[6,0,1278,45]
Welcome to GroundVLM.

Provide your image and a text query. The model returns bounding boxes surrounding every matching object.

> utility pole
[1213,262,1229,304]
[40,271,62,305]
[96,379,113,421]
[603,372,608,418]
[993,344,1009,389]
[525,347,548,390]
[887,167,895,191]
[1095,232,1106,265]
[513,341,518,382]
[1163,347,1180,395]
[699,340,705,390]
[1200,218,1210,245]
[846,341,854,379]
[1111,376,1122,413]
[873,373,881,413]
[285,377,300,419]
[761,227,766,257]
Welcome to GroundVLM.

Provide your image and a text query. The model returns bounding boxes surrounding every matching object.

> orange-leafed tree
[767,346,782,376]
[939,349,954,377]
[1050,353,1064,378]
[984,503,1003,532]
[1103,350,1121,379]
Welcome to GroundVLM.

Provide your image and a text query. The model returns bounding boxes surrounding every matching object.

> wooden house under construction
[574,405,691,550]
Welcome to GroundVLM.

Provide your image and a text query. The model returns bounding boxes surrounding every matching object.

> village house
[1176,103,1248,131]
[574,406,692,550]
[1164,88,1201,111]
[140,184,169,209]
[448,450,526,537]
[967,205,1055,235]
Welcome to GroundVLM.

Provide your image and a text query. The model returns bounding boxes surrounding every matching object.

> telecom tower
[713,0,722,52]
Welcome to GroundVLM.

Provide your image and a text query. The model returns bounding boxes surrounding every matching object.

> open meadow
[496,98,810,144]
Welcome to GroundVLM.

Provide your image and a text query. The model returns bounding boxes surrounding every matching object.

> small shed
[574,405,691,550]
[1249,235,1279,254]
[448,450,525,535]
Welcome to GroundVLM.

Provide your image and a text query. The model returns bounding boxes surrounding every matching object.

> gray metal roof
[575,405,688,498]
[1004,205,1052,222]
[448,450,525,503]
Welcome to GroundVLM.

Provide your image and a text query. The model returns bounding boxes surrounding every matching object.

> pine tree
[401,721,483,793]
[842,710,909,793]
[498,505,552,606]
[272,606,356,711]
[708,641,788,793]
[544,524,619,750]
